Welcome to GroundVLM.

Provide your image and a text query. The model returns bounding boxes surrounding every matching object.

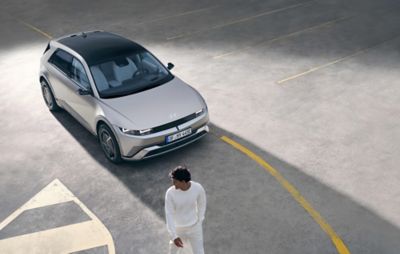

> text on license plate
[166,128,192,143]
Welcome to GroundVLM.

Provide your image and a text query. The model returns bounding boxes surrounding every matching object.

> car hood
[100,77,204,130]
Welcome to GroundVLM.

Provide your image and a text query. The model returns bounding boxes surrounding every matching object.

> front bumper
[124,125,209,160]
[115,113,209,160]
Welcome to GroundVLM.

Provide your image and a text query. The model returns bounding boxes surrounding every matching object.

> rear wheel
[41,80,60,111]
[98,124,122,163]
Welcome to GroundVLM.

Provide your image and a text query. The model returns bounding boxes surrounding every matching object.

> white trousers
[169,222,204,254]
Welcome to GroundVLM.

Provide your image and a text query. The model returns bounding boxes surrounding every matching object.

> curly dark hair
[169,165,191,182]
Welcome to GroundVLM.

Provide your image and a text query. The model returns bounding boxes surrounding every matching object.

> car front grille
[151,112,197,133]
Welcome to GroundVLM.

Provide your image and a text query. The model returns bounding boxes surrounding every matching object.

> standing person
[165,166,206,254]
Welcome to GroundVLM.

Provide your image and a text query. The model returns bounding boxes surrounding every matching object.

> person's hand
[173,237,184,248]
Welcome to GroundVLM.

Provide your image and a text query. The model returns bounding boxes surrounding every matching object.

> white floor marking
[0,179,115,254]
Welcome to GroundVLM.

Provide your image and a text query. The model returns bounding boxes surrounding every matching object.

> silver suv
[39,31,209,163]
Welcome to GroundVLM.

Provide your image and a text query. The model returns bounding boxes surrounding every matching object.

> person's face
[172,178,186,190]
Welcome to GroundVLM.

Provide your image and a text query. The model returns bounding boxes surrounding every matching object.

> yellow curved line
[220,135,350,254]
[17,19,53,40]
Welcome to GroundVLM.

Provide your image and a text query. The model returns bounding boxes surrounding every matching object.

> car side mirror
[78,88,92,96]
[167,62,174,70]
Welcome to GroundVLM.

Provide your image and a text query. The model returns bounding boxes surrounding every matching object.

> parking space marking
[166,1,313,40]
[0,179,115,254]
[17,19,52,40]
[277,33,400,84]
[136,5,219,25]
[213,16,350,59]
[220,136,351,254]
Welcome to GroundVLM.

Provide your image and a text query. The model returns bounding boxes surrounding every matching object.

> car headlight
[196,108,206,117]
[119,127,153,136]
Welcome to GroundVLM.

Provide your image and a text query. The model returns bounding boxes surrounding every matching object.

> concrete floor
[0,0,400,253]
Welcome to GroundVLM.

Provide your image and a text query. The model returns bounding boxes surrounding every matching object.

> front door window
[71,58,90,90]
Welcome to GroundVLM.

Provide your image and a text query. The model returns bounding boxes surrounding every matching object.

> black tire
[41,80,60,111]
[98,124,122,163]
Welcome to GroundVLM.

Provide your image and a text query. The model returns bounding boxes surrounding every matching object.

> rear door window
[49,49,73,77]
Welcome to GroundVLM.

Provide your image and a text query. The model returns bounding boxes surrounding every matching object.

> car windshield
[90,50,173,98]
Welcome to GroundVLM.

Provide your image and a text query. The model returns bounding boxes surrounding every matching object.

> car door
[48,49,97,131]
[47,49,74,108]
[67,57,98,132]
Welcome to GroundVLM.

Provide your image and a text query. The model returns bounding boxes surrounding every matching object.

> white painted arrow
[0,179,115,254]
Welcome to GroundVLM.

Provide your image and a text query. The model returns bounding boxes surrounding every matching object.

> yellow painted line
[136,5,219,25]
[213,16,350,59]
[0,179,115,254]
[167,1,313,40]
[220,136,351,254]
[17,19,53,39]
[277,34,400,84]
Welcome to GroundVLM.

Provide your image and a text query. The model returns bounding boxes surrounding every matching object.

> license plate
[166,128,192,143]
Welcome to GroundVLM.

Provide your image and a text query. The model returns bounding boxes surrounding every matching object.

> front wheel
[98,124,122,163]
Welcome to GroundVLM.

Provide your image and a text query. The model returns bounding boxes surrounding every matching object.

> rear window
[48,49,73,76]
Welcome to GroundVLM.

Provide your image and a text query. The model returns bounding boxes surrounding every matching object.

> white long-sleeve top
[165,181,206,240]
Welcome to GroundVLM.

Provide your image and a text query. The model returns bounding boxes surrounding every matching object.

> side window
[71,58,90,89]
[48,49,73,77]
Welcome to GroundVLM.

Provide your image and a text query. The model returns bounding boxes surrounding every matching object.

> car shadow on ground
[52,109,400,254]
